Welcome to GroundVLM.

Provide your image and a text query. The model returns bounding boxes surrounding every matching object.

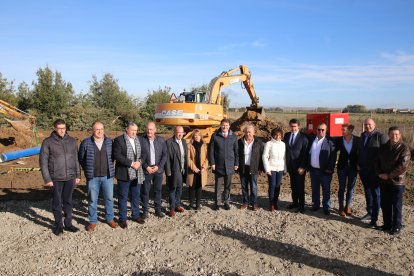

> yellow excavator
[154,64,265,141]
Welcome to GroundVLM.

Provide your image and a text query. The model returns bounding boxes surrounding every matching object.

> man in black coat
[140,122,168,218]
[113,122,145,229]
[165,125,188,217]
[358,118,388,227]
[209,119,239,210]
[40,119,81,236]
[237,125,264,210]
[283,119,309,213]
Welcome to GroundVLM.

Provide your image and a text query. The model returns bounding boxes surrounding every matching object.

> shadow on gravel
[214,227,396,276]
[0,186,90,229]
[132,269,183,276]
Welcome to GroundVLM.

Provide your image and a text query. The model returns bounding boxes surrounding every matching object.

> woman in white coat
[262,128,286,212]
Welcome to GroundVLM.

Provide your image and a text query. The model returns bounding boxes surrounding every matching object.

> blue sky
[1,0,414,108]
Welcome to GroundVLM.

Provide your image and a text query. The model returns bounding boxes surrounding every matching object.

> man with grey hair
[237,125,264,210]
[358,118,388,227]
[113,122,145,228]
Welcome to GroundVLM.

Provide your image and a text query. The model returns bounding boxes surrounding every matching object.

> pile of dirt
[230,110,288,140]
[0,127,43,150]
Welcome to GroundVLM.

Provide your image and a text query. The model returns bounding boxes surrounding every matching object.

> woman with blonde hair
[187,129,209,210]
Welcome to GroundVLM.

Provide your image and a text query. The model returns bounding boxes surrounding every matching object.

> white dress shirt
[244,139,254,166]
[128,136,136,153]
[310,136,325,168]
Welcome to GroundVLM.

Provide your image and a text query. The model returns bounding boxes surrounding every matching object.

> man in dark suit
[308,123,336,215]
[283,119,309,213]
[140,122,168,218]
[335,123,360,217]
[209,118,239,210]
[237,125,264,210]
[358,118,388,227]
[113,122,145,229]
[165,125,188,217]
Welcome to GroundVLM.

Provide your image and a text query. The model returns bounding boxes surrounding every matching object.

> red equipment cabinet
[306,113,349,137]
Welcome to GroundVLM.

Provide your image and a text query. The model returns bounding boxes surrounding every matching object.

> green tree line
[0,66,186,131]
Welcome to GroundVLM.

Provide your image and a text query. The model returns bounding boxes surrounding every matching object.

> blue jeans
[240,167,258,205]
[117,179,141,221]
[268,171,284,205]
[87,176,114,224]
[359,168,381,222]
[310,168,332,210]
[337,167,357,208]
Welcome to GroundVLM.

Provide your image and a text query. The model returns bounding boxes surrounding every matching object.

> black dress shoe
[140,212,149,219]
[323,209,331,216]
[367,221,378,228]
[391,228,401,235]
[212,205,220,211]
[52,227,64,236]
[287,203,299,209]
[64,225,80,233]
[311,206,319,212]
[155,211,165,218]
[377,225,392,231]
[298,208,305,214]
[223,203,231,210]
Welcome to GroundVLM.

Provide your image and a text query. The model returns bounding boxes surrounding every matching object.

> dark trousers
[310,167,332,210]
[380,184,404,229]
[214,173,233,205]
[117,179,141,221]
[240,166,258,206]
[268,171,284,206]
[51,179,75,229]
[337,167,357,208]
[288,169,306,209]
[141,172,163,214]
[167,173,184,210]
[359,168,381,222]
[189,174,202,207]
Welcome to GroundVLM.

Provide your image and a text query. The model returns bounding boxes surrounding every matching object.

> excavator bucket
[4,118,32,132]
[245,106,266,121]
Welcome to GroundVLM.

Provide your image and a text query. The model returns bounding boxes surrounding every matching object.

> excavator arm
[0,99,36,131]
[207,65,261,109]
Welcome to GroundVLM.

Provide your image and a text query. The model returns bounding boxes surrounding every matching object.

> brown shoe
[240,203,248,210]
[108,220,118,229]
[169,210,175,217]
[345,207,352,216]
[252,205,259,211]
[269,205,275,212]
[118,220,128,229]
[87,224,97,232]
[133,217,145,224]
[339,207,346,217]
[175,206,185,213]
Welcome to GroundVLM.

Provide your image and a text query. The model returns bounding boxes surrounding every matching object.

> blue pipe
[0,146,41,163]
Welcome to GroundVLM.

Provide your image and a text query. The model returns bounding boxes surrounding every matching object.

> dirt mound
[0,127,43,150]
[231,110,288,140]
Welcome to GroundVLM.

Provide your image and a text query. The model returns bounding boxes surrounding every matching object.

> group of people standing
[40,117,410,236]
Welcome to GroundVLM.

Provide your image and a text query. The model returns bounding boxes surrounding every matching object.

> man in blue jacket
[308,123,336,215]
[78,121,118,232]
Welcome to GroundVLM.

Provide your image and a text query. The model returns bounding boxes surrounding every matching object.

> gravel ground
[1,186,413,276]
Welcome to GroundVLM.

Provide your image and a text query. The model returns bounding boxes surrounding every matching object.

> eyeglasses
[317,129,326,131]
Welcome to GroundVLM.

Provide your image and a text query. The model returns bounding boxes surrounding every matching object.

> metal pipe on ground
[0,146,41,163]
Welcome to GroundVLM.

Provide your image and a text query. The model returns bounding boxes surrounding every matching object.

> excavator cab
[177,91,207,103]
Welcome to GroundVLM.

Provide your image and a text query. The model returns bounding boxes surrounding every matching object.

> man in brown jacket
[376,126,411,235]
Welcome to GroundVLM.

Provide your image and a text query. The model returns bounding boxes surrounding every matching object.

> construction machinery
[0,99,38,145]
[154,65,265,140]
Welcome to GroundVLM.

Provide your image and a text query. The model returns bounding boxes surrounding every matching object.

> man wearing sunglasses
[308,123,336,215]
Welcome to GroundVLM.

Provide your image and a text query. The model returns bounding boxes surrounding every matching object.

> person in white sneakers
[262,128,286,212]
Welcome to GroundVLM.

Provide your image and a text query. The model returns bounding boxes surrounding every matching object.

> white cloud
[380,50,414,64]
